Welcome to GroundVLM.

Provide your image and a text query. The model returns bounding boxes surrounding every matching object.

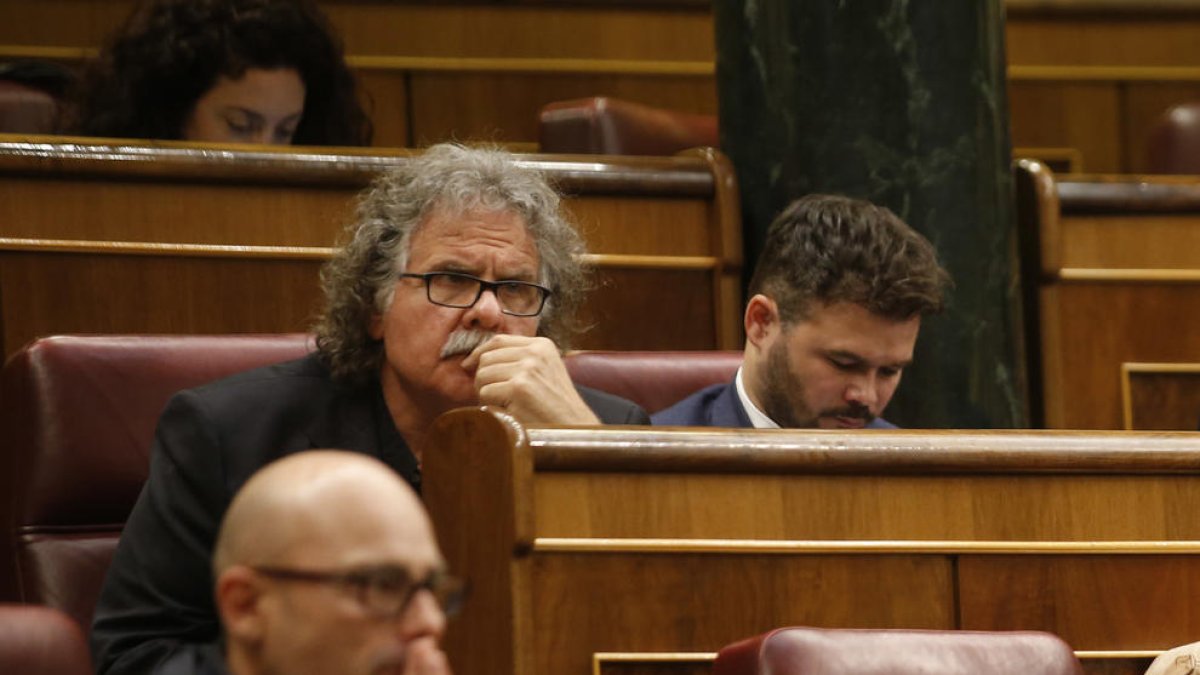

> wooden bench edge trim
[1058,179,1200,213]
[0,141,717,195]
[1054,268,1200,282]
[527,427,1200,474]
[0,241,725,271]
[533,537,1200,554]
[0,238,335,259]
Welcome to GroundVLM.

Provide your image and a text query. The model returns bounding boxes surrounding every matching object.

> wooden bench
[425,410,1200,675]
[1015,159,1200,429]
[5,0,1200,171]
[0,136,742,357]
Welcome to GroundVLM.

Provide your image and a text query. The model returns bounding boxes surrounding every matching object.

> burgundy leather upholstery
[0,603,93,674]
[0,80,57,134]
[0,334,313,629]
[1146,102,1200,174]
[539,97,719,155]
[565,350,741,414]
[714,627,1083,675]
[0,335,736,630]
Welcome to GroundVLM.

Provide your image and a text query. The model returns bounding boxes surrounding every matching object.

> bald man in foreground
[153,451,462,675]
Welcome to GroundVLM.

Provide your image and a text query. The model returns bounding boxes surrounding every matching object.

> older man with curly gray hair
[92,143,648,675]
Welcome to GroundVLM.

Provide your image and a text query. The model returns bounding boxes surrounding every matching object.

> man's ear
[216,566,267,644]
[368,314,384,340]
[744,294,780,348]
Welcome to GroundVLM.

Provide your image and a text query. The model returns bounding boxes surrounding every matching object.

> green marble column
[714,1,1027,428]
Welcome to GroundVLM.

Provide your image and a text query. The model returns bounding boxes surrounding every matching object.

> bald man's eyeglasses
[399,271,552,317]
[253,565,466,618]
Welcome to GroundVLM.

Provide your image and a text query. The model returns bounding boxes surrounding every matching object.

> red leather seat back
[539,97,719,156]
[0,603,93,675]
[715,626,1083,675]
[0,334,313,628]
[1146,102,1200,174]
[0,336,737,629]
[0,80,57,134]
[565,350,742,413]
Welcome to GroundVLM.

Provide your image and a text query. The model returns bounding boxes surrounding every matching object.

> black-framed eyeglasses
[252,565,466,618]
[399,271,552,317]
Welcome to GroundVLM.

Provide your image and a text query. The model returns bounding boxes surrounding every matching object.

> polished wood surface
[1122,363,1200,430]
[1015,162,1200,429]
[6,2,1200,167]
[424,410,1200,675]
[0,138,743,355]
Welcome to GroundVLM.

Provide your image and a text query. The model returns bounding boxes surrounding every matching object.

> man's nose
[844,374,879,410]
[463,288,504,330]
[397,589,447,641]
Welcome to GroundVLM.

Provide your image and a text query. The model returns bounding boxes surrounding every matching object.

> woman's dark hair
[64,0,371,145]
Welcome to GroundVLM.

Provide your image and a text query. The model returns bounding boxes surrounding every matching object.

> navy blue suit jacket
[652,380,896,429]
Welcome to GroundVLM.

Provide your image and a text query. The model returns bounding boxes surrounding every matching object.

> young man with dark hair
[654,194,950,429]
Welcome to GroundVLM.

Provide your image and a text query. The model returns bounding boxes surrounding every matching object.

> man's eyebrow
[825,349,912,369]
[824,349,865,362]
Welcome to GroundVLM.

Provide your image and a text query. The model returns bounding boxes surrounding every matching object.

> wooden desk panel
[1016,161,1200,429]
[960,555,1200,649]
[424,411,1200,675]
[10,1,1200,170]
[530,553,953,675]
[0,139,743,355]
[1122,364,1200,430]
[0,250,325,353]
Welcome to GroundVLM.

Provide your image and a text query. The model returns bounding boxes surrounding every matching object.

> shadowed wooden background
[4,1,1200,172]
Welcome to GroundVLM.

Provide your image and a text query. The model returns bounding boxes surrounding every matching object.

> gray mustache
[440,329,496,358]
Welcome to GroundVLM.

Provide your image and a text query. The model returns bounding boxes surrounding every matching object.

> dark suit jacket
[92,354,647,675]
[651,380,896,429]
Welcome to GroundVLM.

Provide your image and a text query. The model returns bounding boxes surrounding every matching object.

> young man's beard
[758,340,873,428]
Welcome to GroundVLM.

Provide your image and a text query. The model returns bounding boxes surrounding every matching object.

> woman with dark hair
[65,0,371,146]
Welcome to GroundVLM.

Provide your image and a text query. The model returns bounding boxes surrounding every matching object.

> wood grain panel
[1005,16,1200,67]
[0,175,352,246]
[959,555,1200,649]
[324,4,715,61]
[425,411,1200,675]
[1058,215,1200,269]
[1009,82,1123,174]
[1041,283,1200,429]
[0,251,324,354]
[356,70,411,148]
[1122,365,1200,430]
[594,655,711,675]
[575,267,716,350]
[566,197,712,257]
[533,471,1200,540]
[0,140,744,354]
[530,553,953,675]
[407,72,715,146]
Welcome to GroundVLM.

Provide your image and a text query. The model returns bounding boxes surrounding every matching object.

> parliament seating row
[424,408,1200,675]
[0,136,744,357]
[4,137,1200,430]
[0,602,1086,675]
[0,334,742,631]
[0,333,1177,675]
[1014,160,1200,430]
[5,0,1200,172]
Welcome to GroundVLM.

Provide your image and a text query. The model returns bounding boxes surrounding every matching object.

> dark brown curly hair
[748,194,951,323]
[63,0,371,145]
